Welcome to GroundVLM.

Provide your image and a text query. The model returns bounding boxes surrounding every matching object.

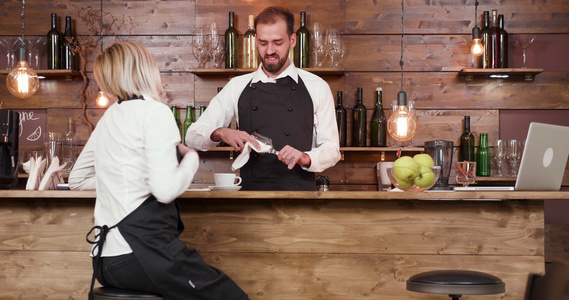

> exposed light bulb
[471,26,483,56]
[6,59,40,99]
[95,91,110,108]
[387,91,417,142]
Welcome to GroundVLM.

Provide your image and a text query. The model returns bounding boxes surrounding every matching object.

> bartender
[186,6,341,191]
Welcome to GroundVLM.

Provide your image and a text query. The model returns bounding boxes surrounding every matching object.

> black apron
[238,76,315,191]
[88,196,248,300]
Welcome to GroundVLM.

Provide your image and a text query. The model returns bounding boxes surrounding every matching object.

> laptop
[454,122,569,191]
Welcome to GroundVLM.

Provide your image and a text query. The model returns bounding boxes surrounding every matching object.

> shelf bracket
[525,74,534,81]
[465,75,474,82]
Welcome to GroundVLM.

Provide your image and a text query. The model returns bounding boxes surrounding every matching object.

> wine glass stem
[522,49,527,68]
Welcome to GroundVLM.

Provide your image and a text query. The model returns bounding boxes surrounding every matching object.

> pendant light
[387,0,417,142]
[94,0,109,108]
[6,0,40,99]
[470,0,483,56]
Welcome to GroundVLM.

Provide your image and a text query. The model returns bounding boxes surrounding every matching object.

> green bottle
[370,87,387,147]
[476,133,491,176]
[335,91,347,147]
[294,11,310,68]
[225,12,239,68]
[182,106,194,145]
[172,105,182,138]
[352,88,367,147]
[47,13,61,70]
[459,116,475,162]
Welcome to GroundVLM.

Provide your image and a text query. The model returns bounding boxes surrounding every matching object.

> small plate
[209,185,242,191]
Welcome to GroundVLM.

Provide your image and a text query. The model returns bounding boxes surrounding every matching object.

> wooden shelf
[189,68,344,77]
[459,68,543,81]
[0,69,81,79]
[206,146,423,152]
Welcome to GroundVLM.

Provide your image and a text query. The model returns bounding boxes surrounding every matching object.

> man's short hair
[255,6,294,36]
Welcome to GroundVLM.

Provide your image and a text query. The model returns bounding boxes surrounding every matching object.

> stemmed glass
[192,29,210,68]
[513,34,536,68]
[493,139,506,177]
[208,23,225,68]
[26,37,46,69]
[311,23,326,68]
[325,29,344,68]
[506,139,523,177]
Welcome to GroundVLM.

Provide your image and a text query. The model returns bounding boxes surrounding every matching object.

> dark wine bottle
[490,9,500,69]
[294,11,310,68]
[172,105,182,138]
[459,116,475,162]
[480,11,490,69]
[183,106,194,146]
[370,88,387,147]
[335,91,347,147]
[498,14,508,68]
[243,15,258,68]
[476,133,491,176]
[47,13,61,70]
[225,12,239,69]
[61,16,77,70]
[352,88,367,147]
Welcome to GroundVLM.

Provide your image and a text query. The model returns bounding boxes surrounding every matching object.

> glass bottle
[476,133,491,176]
[294,11,310,68]
[459,116,475,162]
[335,91,347,147]
[370,87,387,147]
[352,88,367,147]
[243,15,258,69]
[61,16,77,70]
[490,9,500,69]
[172,105,182,138]
[63,117,77,174]
[498,14,508,68]
[225,12,239,69]
[47,13,61,70]
[183,106,194,146]
[480,11,490,69]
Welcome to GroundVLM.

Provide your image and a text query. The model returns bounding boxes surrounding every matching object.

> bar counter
[1,190,564,299]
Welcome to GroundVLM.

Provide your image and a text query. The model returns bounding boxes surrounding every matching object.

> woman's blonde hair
[94,41,162,101]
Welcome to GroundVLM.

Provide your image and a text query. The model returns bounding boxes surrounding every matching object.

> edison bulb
[471,38,483,56]
[387,91,417,142]
[6,60,40,98]
[95,91,110,108]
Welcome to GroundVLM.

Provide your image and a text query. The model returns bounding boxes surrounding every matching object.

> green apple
[414,165,436,188]
[392,156,418,183]
[413,153,435,167]
[396,177,414,189]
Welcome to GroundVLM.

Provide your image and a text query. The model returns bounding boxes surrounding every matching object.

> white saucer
[209,185,242,191]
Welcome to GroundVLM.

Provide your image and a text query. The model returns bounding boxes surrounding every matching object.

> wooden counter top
[1,189,568,200]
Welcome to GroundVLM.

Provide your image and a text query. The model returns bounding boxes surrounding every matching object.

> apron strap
[86,224,118,300]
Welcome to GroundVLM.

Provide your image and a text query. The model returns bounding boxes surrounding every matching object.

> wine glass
[506,139,522,177]
[325,29,344,68]
[311,23,325,68]
[513,34,536,68]
[192,29,210,68]
[210,23,220,51]
[493,139,506,177]
[210,39,225,69]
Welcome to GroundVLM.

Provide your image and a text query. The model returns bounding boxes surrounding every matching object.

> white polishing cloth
[231,142,272,171]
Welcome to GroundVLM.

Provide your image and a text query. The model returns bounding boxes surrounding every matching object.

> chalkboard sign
[14,109,47,147]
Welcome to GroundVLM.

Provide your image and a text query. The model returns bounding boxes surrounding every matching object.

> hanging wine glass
[513,34,536,68]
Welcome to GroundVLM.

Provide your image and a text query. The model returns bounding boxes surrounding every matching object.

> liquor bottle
[294,11,310,68]
[225,12,239,69]
[370,87,387,147]
[480,11,490,69]
[172,105,182,138]
[476,133,491,176]
[498,14,508,68]
[352,88,367,147]
[459,116,475,162]
[47,13,61,70]
[335,91,347,147]
[183,106,194,146]
[489,9,500,69]
[243,15,258,68]
[61,16,77,70]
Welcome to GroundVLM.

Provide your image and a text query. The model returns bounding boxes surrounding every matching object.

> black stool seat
[407,270,505,299]
[92,286,164,300]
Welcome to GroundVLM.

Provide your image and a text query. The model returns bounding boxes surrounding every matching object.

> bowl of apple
[386,154,441,191]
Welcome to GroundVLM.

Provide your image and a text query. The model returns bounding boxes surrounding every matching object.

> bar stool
[92,286,164,300]
[406,270,505,300]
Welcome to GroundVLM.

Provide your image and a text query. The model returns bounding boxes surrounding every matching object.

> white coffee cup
[214,173,242,187]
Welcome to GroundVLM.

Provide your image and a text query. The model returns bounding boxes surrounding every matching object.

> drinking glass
[325,29,344,68]
[311,23,325,68]
[210,40,225,69]
[44,132,63,167]
[192,29,210,68]
[493,139,506,177]
[506,139,522,177]
[456,161,476,187]
[513,34,536,68]
[26,37,45,70]
[210,23,220,51]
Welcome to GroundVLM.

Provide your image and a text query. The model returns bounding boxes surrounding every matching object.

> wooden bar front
[0,190,554,299]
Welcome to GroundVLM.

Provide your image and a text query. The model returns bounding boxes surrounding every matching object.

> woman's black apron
[238,76,316,191]
[88,195,248,300]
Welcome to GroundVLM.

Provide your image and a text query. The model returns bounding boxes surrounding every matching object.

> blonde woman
[69,42,248,300]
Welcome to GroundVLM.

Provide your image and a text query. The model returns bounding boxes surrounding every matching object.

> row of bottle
[172,105,206,145]
[459,116,491,176]
[47,13,77,70]
[225,11,310,69]
[478,9,508,69]
[335,87,387,147]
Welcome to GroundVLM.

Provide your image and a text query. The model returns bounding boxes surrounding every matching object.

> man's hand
[211,128,260,152]
[278,145,311,170]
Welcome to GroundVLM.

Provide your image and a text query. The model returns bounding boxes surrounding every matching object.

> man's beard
[262,54,287,73]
